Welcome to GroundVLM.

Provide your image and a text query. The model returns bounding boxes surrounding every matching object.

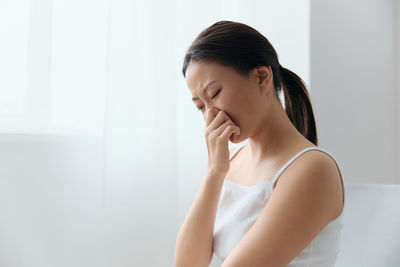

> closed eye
[197,88,221,112]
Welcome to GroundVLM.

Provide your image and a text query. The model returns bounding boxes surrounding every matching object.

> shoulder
[295,148,342,180]
[274,148,344,220]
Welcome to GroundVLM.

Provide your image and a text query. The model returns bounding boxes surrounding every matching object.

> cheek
[237,101,260,127]
[225,102,244,125]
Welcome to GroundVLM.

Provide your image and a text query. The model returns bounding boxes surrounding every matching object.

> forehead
[185,61,229,93]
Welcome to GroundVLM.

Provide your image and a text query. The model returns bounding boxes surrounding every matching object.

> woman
[175,20,345,267]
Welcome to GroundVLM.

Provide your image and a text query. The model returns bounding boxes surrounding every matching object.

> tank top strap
[229,143,247,160]
[270,146,341,189]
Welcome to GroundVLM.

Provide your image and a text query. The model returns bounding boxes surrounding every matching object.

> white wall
[0,134,104,266]
[102,0,178,266]
[310,0,400,184]
[396,0,400,182]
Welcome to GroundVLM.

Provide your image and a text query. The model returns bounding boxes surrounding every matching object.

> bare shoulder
[274,148,344,220]
[296,149,342,180]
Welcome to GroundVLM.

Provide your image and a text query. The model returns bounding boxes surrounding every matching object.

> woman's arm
[174,171,225,267]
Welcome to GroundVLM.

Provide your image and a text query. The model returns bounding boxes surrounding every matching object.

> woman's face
[185,60,274,143]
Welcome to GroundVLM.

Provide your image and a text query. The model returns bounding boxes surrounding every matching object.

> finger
[205,107,222,127]
[219,124,240,143]
[212,118,234,137]
[208,110,228,131]
[205,108,216,127]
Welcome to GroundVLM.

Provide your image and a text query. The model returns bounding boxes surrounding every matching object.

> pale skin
[175,60,344,267]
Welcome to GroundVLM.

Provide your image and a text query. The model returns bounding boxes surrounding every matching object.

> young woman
[175,20,345,267]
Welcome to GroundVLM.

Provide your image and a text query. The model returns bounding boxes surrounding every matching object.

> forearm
[174,172,224,267]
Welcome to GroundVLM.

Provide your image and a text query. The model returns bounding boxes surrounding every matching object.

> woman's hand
[203,107,240,178]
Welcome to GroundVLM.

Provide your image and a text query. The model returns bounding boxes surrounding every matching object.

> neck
[247,98,311,165]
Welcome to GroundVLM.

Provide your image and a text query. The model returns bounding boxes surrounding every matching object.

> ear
[253,65,273,96]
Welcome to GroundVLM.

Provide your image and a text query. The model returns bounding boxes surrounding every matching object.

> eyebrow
[191,80,217,101]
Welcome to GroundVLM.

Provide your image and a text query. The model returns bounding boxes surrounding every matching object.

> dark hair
[182,20,318,145]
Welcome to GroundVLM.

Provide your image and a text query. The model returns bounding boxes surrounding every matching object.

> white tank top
[213,143,345,266]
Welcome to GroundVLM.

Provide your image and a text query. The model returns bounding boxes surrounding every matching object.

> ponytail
[279,65,318,145]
